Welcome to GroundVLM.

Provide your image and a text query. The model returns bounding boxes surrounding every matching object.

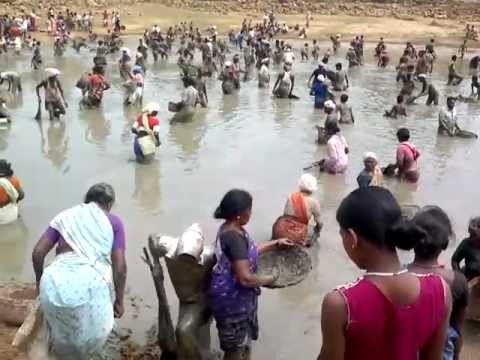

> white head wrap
[298,173,318,193]
[324,100,336,109]
[142,102,160,114]
[44,68,61,78]
[417,73,426,79]
[363,152,378,161]
[224,61,232,67]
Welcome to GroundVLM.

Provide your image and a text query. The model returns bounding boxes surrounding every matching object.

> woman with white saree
[32,183,127,359]
[0,160,24,225]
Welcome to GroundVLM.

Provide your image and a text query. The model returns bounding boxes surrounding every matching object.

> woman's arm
[419,279,452,360]
[32,235,55,291]
[232,260,275,287]
[452,242,466,271]
[317,290,347,360]
[257,238,294,255]
[17,187,25,202]
[111,249,127,318]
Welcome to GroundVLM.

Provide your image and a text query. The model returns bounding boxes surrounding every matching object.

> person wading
[208,189,293,360]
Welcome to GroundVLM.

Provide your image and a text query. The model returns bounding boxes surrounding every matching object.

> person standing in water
[311,75,330,109]
[319,123,349,174]
[258,58,270,88]
[452,217,480,281]
[318,187,451,360]
[82,65,110,108]
[272,63,295,99]
[171,77,200,123]
[332,62,349,91]
[36,69,67,121]
[407,206,468,360]
[448,55,463,86]
[392,128,420,183]
[208,189,293,360]
[438,97,461,137]
[132,102,161,163]
[356,152,383,188]
[0,160,25,225]
[31,41,42,70]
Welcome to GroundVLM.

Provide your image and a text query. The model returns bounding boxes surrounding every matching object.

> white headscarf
[298,173,318,193]
[363,152,378,161]
[324,100,336,110]
[142,102,160,114]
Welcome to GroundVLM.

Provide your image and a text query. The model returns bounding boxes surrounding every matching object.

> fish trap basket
[257,247,312,288]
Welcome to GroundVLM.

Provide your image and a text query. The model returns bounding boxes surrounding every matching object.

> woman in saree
[357,152,383,188]
[0,159,24,225]
[32,183,127,359]
[208,189,293,360]
[272,173,322,246]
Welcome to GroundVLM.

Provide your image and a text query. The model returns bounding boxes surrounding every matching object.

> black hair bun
[386,220,427,251]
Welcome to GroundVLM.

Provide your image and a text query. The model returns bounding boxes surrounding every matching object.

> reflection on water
[0,219,28,276]
[0,38,480,358]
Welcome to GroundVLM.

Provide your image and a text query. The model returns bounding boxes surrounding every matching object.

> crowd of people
[1,6,480,360]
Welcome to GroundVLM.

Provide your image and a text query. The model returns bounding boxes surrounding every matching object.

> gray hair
[84,183,115,210]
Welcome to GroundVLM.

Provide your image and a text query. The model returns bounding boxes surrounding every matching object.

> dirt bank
[0,1,475,47]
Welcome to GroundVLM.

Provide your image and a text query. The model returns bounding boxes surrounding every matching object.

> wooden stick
[141,246,177,359]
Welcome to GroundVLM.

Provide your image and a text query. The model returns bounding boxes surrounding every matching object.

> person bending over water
[32,183,127,359]
[408,206,468,360]
[318,187,451,360]
[452,217,480,281]
[272,174,322,246]
[0,71,22,94]
[413,74,439,105]
[132,102,161,163]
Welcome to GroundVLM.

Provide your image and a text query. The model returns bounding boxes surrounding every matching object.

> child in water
[452,217,480,281]
[385,95,407,118]
[301,43,309,61]
[337,94,355,124]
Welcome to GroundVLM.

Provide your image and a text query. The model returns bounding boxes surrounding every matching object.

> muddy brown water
[1,38,480,358]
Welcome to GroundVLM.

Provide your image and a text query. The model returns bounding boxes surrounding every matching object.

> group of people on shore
[1,6,480,360]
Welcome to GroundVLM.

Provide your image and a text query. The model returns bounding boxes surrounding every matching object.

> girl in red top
[318,187,451,360]
[85,66,110,107]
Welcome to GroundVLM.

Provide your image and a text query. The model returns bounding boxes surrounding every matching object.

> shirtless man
[414,74,439,105]
[36,70,67,121]
[448,55,463,86]
[332,63,349,91]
